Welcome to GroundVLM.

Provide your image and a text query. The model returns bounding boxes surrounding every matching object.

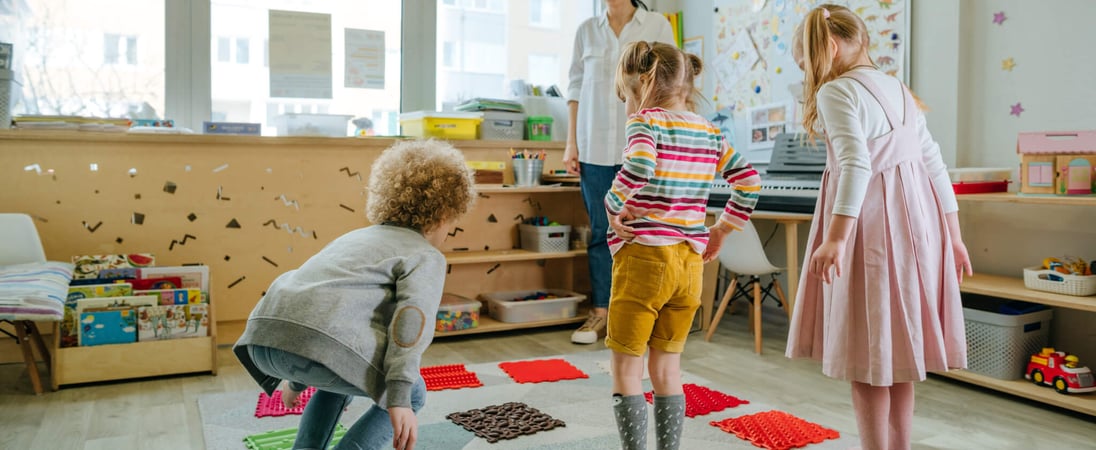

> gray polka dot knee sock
[654,394,685,450]
[613,393,648,450]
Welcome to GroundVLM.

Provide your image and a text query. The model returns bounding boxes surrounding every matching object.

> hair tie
[822,8,831,19]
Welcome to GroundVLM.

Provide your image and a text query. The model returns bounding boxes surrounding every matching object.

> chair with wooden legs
[0,213,74,394]
[703,220,792,354]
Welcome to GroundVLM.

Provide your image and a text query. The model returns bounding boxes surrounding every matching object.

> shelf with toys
[947,191,1096,416]
[435,167,590,337]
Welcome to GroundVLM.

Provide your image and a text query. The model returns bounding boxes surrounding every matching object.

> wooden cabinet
[437,184,591,337]
[944,193,1096,416]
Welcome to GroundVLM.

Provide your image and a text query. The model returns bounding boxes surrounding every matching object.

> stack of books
[455,98,524,113]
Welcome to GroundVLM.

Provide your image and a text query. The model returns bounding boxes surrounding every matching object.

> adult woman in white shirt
[564,0,675,345]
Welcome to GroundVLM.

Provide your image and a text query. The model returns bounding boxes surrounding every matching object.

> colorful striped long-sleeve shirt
[604,108,761,255]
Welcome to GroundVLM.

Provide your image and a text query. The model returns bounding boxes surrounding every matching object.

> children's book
[133,288,202,305]
[71,254,155,279]
[61,283,135,348]
[127,277,183,291]
[79,307,137,346]
[139,266,208,293]
[137,303,208,340]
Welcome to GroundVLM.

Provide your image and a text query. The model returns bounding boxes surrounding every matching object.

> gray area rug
[198,351,856,449]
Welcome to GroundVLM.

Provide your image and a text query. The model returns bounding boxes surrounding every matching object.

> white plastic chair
[0,213,53,394]
[703,220,791,354]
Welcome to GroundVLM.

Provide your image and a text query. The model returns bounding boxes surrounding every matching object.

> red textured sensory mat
[710,410,840,450]
[421,364,483,391]
[254,387,316,418]
[498,358,589,383]
[643,383,749,418]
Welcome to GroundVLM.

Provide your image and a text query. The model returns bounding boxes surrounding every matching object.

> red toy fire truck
[1025,348,1096,394]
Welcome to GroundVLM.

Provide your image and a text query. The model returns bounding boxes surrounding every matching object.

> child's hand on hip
[389,406,418,450]
[608,206,637,241]
[703,226,730,263]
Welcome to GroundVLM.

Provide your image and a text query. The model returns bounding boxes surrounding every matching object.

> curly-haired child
[233,139,476,450]
[606,41,761,450]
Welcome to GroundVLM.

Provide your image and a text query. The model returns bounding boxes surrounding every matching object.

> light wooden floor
[1,306,1093,449]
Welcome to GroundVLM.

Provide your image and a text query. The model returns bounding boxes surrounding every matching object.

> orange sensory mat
[254,387,317,418]
[498,358,589,383]
[709,410,840,450]
[421,363,483,391]
[643,383,749,417]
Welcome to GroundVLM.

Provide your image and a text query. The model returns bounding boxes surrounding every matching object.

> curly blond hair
[366,139,476,232]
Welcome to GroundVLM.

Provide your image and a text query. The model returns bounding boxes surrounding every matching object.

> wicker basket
[1022,266,1096,297]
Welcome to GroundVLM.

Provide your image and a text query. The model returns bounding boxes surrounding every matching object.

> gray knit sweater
[233,225,445,408]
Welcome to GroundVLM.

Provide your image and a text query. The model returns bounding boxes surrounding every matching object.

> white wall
[678,0,1096,362]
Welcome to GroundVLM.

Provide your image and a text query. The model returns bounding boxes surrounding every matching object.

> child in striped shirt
[605,41,761,450]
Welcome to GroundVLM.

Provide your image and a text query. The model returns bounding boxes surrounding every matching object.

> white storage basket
[963,305,1053,380]
[1023,266,1096,297]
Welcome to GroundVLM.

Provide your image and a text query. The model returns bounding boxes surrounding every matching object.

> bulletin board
[710,0,910,163]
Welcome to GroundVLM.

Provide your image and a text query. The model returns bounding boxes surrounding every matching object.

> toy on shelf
[1017,131,1096,196]
[1025,348,1096,394]
[1023,256,1096,297]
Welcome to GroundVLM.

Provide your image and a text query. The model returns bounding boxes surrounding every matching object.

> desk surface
[706,208,814,221]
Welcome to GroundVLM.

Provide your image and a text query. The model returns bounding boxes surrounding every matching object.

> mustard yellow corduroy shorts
[605,242,702,356]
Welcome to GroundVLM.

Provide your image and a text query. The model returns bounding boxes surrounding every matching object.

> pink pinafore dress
[785,71,967,386]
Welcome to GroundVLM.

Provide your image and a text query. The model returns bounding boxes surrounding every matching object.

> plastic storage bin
[277,113,352,137]
[526,116,553,141]
[436,293,481,332]
[963,297,1053,380]
[480,111,526,140]
[518,224,571,253]
[1023,266,1096,296]
[480,289,586,323]
[399,111,483,140]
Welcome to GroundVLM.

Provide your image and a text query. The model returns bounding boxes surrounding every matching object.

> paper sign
[345,28,385,89]
[269,10,333,99]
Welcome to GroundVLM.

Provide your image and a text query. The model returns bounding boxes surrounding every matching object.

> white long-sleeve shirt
[817,68,958,217]
[567,8,675,166]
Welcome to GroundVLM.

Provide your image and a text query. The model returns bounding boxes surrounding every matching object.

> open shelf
[956,192,1096,207]
[475,184,581,194]
[959,274,1096,312]
[933,370,1096,416]
[435,305,589,338]
[444,249,586,265]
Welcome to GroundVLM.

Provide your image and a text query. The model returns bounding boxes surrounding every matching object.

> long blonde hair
[799,4,872,140]
[615,41,703,112]
[798,4,927,140]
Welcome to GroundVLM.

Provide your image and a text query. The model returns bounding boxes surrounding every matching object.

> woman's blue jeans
[579,162,623,309]
[248,345,426,450]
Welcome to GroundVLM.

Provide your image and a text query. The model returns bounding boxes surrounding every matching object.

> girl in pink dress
[784,5,973,450]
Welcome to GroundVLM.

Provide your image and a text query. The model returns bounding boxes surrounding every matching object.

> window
[530,0,560,28]
[436,0,592,108]
[527,54,559,88]
[13,2,164,117]
[211,0,402,136]
[103,33,137,65]
[235,37,249,64]
[217,36,230,62]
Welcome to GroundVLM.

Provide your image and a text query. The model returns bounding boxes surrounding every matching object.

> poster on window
[345,28,385,89]
[269,10,333,99]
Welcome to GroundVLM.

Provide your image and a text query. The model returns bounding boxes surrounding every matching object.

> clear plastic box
[963,297,1052,380]
[436,293,481,332]
[277,113,352,137]
[480,289,585,323]
[480,111,526,140]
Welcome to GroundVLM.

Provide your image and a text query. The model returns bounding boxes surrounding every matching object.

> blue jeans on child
[579,162,623,309]
[248,345,427,450]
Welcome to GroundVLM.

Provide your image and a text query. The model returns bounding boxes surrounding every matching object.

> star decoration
[1010,102,1024,117]
[1002,57,1016,71]
[993,11,1007,25]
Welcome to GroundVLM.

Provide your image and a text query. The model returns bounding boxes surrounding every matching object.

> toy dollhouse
[1017,131,1096,195]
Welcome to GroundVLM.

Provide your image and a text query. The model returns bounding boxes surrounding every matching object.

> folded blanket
[0,261,75,321]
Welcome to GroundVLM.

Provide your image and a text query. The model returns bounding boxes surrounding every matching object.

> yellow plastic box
[399,111,483,140]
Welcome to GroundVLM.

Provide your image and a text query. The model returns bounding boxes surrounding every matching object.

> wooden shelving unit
[476,185,581,194]
[956,192,1096,206]
[436,306,590,337]
[445,249,586,265]
[953,193,1096,416]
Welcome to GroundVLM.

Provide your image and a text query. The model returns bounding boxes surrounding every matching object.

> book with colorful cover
[74,296,157,346]
[133,288,202,305]
[61,283,134,348]
[71,254,155,279]
[137,303,209,341]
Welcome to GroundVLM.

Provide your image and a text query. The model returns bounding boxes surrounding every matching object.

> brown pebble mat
[446,402,566,443]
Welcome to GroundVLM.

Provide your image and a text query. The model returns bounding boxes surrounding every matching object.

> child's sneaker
[570,314,607,344]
